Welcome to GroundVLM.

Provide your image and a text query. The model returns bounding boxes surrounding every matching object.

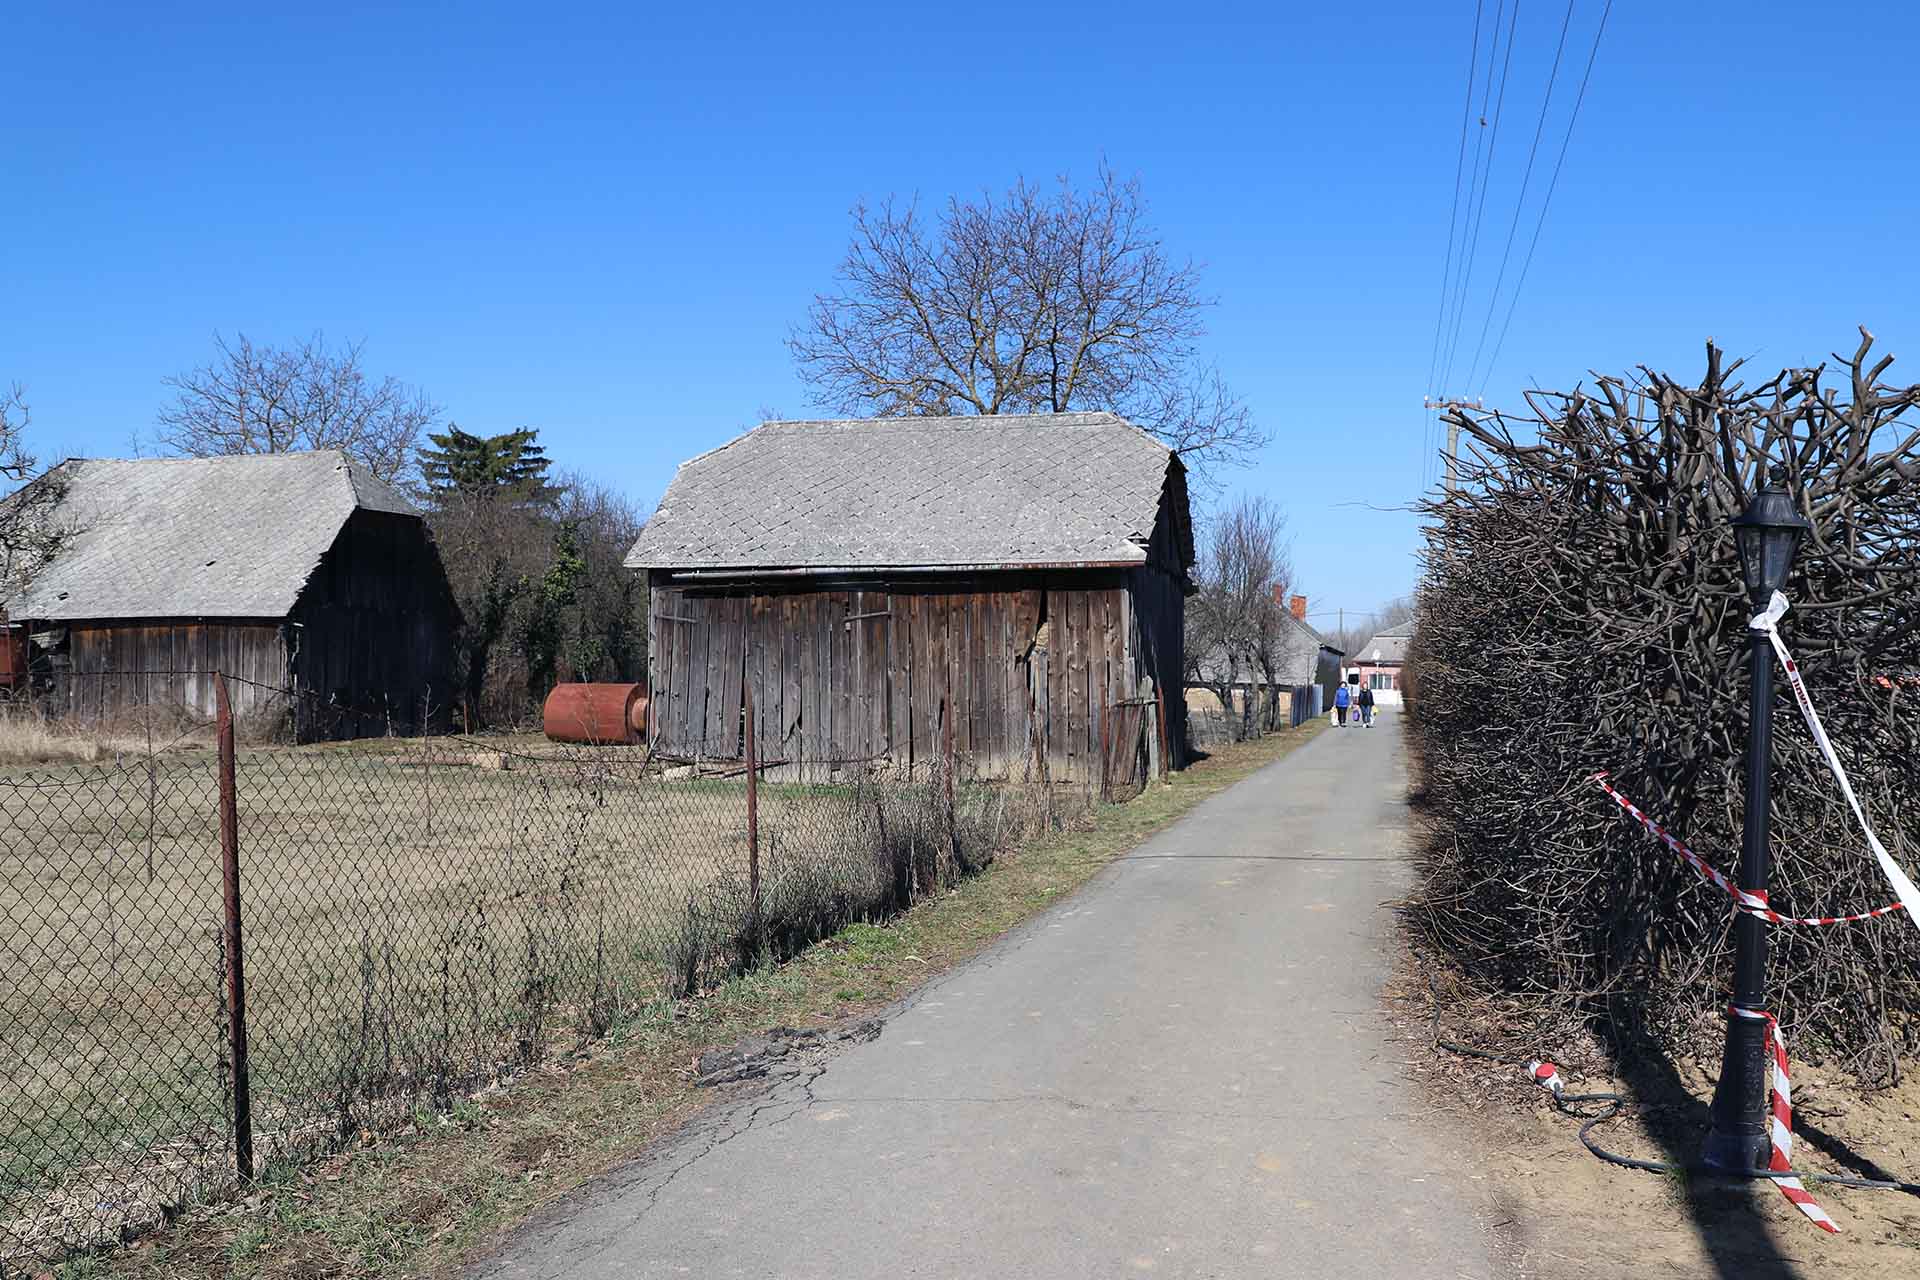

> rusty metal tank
[542,682,648,744]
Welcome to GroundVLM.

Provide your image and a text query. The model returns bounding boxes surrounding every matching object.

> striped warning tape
[1751,591,1920,928]
[1571,590,1920,1232]
[1521,1040,1839,1233]
[1733,1003,1840,1232]
[1591,773,1905,925]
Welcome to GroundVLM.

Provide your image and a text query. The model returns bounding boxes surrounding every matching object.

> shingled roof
[625,412,1188,574]
[1357,621,1413,665]
[4,451,418,621]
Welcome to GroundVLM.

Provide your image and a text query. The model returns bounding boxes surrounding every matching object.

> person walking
[1332,680,1350,727]
[1358,682,1375,728]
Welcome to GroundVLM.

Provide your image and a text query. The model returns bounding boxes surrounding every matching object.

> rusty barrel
[542,682,648,745]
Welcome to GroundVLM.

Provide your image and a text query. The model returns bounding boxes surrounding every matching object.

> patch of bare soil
[1389,959,1920,1279]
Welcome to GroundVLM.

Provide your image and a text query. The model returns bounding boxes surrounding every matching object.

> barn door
[843,590,892,772]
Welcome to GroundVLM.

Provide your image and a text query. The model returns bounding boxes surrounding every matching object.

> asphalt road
[472,715,1509,1279]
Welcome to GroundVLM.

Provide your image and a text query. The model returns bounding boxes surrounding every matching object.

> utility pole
[1424,396,1484,492]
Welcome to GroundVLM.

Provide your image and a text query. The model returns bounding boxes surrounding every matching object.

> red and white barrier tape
[1733,1003,1840,1232]
[1751,591,1920,929]
[1524,1034,1840,1232]
[1591,774,1905,925]
[1575,591,1920,1232]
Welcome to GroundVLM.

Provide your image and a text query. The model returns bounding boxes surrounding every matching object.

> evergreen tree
[419,426,554,504]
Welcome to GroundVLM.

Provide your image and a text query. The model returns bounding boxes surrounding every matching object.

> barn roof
[625,412,1190,575]
[4,451,419,622]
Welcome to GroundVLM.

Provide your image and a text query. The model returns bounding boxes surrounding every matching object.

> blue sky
[7,2,1920,623]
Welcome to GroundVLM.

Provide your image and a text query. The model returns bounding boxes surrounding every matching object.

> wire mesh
[0,672,1089,1269]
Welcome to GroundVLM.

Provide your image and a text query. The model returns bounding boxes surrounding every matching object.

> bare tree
[0,386,72,601]
[0,385,36,484]
[790,167,1268,483]
[156,333,441,482]
[1185,495,1292,736]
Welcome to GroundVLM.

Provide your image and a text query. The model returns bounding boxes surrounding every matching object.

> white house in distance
[1346,620,1411,707]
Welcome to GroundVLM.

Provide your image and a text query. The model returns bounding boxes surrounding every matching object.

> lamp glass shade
[1731,481,1809,597]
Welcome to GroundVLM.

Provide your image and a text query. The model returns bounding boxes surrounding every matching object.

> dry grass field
[0,731,908,1264]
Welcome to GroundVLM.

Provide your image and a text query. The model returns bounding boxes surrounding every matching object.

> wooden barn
[0,450,459,739]
[625,411,1193,782]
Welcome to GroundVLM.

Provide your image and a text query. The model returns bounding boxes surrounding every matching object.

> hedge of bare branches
[1407,331,1920,1080]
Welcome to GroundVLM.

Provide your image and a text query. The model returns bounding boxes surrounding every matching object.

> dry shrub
[1409,333,1920,1081]
[0,704,160,765]
[663,764,1082,994]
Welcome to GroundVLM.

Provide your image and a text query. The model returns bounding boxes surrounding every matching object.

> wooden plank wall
[1129,485,1192,767]
[46,510,460,741]
[57,622,290,723]
[1127,564,1188,768]
[647,577,1141,782]
[289,510,460,739]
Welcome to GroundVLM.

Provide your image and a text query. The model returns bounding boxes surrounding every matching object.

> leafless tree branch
[790,167,1269,484]
[156,333,442,482]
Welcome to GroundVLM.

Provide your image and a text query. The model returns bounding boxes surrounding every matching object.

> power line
[1430,2,1502,488]
[1423,0,1487,489]
[1433,0,1507,479]
[1476,0,1614,400]
[1462,0,1576,393]
[1438,0,1524,399]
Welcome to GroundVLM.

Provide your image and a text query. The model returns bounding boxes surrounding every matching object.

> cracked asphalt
[470,717,1509,1278]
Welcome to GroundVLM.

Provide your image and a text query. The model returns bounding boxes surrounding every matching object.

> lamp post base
[1702,1006,1773,1173]
[1701,1126,1771,1174]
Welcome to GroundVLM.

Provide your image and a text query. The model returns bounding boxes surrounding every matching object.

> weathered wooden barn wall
[44,510,457,740]
[648,572,1180,782]
[288,509,460,738]
[1130,483,1191,765]
[55,621,291,722]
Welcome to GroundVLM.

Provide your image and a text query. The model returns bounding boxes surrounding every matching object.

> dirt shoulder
[1393,954,1920,1279]
[62,724,1323,1280]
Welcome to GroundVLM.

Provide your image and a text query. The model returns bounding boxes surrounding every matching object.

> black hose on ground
[1423,982,1920,1196]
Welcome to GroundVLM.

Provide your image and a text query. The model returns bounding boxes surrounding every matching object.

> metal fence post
[745,668,760,930]
[214,673,254,1181]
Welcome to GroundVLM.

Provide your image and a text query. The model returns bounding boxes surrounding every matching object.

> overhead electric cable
[1438,0,1524,398]
[1463,0,1576,392]
[1422,0,1487,488]
[1476,0,1614,399]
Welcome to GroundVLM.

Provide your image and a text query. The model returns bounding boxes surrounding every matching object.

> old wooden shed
[625,412,1193,781]
[1,450,459,738]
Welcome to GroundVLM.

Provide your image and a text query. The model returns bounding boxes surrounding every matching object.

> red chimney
[1289,594,1308,621]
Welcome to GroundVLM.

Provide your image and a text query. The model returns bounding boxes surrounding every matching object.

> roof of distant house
[1189,611,1342,687]
[3,450,418,621]
[624,411,1190,574]
[1356,623,1413,665]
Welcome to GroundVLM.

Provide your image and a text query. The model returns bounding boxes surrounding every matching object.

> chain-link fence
[1185,683,1320,749]
[0,673,1091,1270]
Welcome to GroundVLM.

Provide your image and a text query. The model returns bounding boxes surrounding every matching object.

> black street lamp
[1703,465,1811,1172]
